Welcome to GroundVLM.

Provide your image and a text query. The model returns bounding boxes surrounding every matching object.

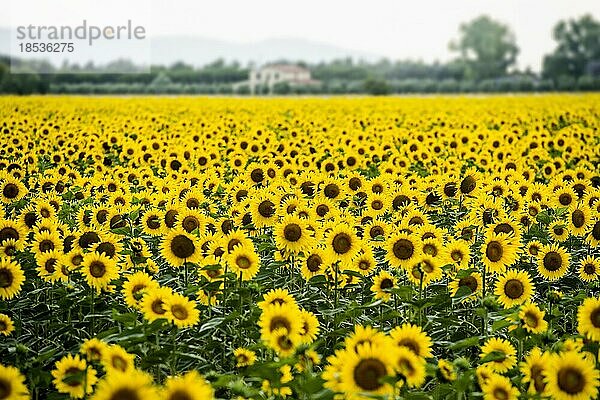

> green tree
[450,15,519,80]
[542,14,600,79]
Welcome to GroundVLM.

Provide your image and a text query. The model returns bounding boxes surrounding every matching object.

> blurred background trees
[1,14,599,94]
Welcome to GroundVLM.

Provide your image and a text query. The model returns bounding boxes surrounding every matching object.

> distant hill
[0,27,381,67]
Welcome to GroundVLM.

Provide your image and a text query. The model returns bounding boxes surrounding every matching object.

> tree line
[0,14,599,95]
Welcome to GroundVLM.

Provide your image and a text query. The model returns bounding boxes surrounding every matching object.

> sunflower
[101,344,135,374]
[141,286,173,322]
[518,303,548,334]
[0,177,27,203]
[370,270,396,302]
[234,348,256,368]
[339,343,397,398]
[389,323,433,358]
[80,338,108,362]
[0,219,27,250]
[437,359,457,382]
[298,309,320,344]
[449,271,482,301]
[481,232,519,274]
[326,224,360,263]
[395,346,427,388]
[459,168,481,196]
[162,370,214,400]
[481,374,519,400]
[36,250,68,283]
[249,192,278,228]
[494,270,534,309]
[520,347,549,395]
[258,288,297,310]
[479,337,516,373]
[259,302,302,341]
[299,248,330,280]
[274,215,315,254]
[579,256,600,282]
[549,221,569,242]
[577,297,600,341]
[222,230,252,254]
[351,248,377,276]
[141,210,163,236]
[160,229,201,267]
[122,271,159,309]
[164,292,200,328]
[569,206,592,236]
[226,245,260,281]
[385,232,419,269]
[51,354,97,399]
[90,369,158,400]
[0,258,25,300]
[267,327,300,357]
[544,351,599,400]
[0,364,29,400]
[81,252,119,291]
[443,240,471,270]
[587,219,600,246]
[537,244,570,281]
[0,313,14,336]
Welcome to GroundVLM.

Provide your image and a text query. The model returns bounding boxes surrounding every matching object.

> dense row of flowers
[0,95,599,399]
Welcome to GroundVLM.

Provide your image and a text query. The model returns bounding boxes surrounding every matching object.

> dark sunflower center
[332,233,352,254]
[63,367,83,387]
[146,216,161,230]
[284,224,302,242]
[97,210,109,224]
[39,240,54,252]
[584,263,596,275]
[182,216,199,233]
[590,307,600,328]
[459,276,478,292]
[0,321,6,331]
[277,335,294,350]
[559,193,573,206]
[358,260,371,271]
[324,184,340,199]
[592,221,600,240]
[494,223,514,235]
[372,200,383,210]
[165,210,178,228]
[44,259,57,273]
[531,365,546,393]
[258,200,275,218]
[522,311,539,328]
[79,231,100,249]
[227,239,241,253]
[460,175,476,194]
[170,235,195,259]
[171,304,188,320]
[250,168,264,183]
[451,250,463,262]
[369,226,384,239]
[270,316,291,332]
[393,239,414,260]
[349,177,362,190]
[0,378,11,398]
[97,242,116,258]
[423,243,437,256]
[89,261,107,278]
[380,278,393,289]
[2,183,19,199]
[572,210,585,228]
[486,241,503,262]
[152,299,165,315]
[493,388,509,400]
[316,204,329,217]
[543,252,562,271]
[353,358,386,391]
[398,339,419,354]
[504,279,524,299]
[236,256,251,270]
[169,390,193,400]
[24,212,37,228]
[444,183,457,197]
[0,227,18,243]
[0,269,13,288]
[109,388,140,400]
[557,367,585,394]
[306,255,322,272]
[393,195,410,210]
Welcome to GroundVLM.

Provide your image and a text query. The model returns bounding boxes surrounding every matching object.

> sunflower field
[0,95,600,400]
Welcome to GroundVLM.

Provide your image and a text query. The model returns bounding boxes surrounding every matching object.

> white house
[233,64,320,94]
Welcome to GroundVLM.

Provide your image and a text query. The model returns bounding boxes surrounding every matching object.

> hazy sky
[4,0,599,71]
